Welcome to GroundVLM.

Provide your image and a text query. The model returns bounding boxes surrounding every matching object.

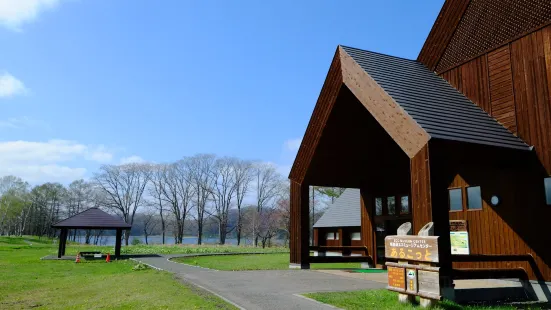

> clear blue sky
[0,0,443,183]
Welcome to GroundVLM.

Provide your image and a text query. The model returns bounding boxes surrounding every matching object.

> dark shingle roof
[314,189,361,228]
[341,46,531,151]
[52,208,131,229]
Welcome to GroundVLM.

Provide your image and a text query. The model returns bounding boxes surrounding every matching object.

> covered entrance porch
[288,46,542,290]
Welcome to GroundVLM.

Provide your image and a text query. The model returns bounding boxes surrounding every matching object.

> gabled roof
[52,207,131,229]
[341,46,530,151]
[314,189,360,228]
[289,45,530,183]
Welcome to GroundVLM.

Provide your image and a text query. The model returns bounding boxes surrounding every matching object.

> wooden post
[115,229,122,257]
[397,222,414,304]
[57,228,68,258]
[360,188,375,268]
[289,181,310,269]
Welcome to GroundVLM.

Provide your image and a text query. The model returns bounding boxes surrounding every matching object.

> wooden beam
[57,228,68,258]
[339,46,430,158]
[360,188,376,266]
[115,229,122,257]
[289,180,310,268]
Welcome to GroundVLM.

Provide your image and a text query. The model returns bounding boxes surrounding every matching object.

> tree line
[0,154,342,247]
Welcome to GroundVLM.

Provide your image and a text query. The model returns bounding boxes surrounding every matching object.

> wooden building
[289,0,551,287]
[312,189,362,257]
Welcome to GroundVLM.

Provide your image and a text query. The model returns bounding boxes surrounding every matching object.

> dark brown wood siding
[440,24,551,174]
[410,145,432,235]
[360,188,375,262]
[417,0,471,71]
[430,140,551,281]
[290,181,309,265]
[488,46,517,133]
[510,26,551,173]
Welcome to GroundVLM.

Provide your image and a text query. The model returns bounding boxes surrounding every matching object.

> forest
[0,154,342,247]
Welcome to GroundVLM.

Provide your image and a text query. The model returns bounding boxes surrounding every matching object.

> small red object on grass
[106,253,111,263]
[75,253,81,263]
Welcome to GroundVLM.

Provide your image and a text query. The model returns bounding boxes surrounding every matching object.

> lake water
[75,235,265,246]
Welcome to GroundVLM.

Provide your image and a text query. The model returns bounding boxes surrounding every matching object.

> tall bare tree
[171,160,194,243]
[252,163,282,246]
[233,159,252,245]
[208,157,238,244]
[186,154,216,245]
[94,163,152,245]
[149,164,168,244]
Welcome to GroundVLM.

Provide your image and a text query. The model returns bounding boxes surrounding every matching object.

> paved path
[134,255,384,310]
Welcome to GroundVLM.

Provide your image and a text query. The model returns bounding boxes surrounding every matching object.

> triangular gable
[419,0,551,73]
[289,45,530,183]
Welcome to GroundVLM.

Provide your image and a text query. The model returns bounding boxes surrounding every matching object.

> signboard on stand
[385,235,442,301]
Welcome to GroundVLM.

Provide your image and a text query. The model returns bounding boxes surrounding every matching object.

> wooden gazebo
[52,207,132,258]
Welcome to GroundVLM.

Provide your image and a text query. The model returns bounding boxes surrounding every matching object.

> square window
[467,186,483,210]
[388,196,396,215]
[401,196,409,214]
[326,232,334,240]
[545,177,551,205]
[351,232,361,240]
[375,197,383,215]
[449,188,463,211]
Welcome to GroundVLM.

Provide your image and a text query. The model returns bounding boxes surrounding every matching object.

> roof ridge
[51,207,100,226]
[339,45,418,63]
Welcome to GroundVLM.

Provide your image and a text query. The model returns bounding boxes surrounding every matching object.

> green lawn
[0,236,236,309]
[53,240,288,256]
[172,253,362,270]
[304,289,542,310]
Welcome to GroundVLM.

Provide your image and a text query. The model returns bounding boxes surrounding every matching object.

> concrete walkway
[134,255,384,310]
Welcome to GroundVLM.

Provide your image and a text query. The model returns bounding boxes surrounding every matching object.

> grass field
[53,240,288,256]
[172,253,363,270]
[304,289,542,310]
[0,236,236,309]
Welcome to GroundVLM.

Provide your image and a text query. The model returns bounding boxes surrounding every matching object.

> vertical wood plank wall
[290,181,310,266]
[439,24,551,174]
[360,188,375,262]
[410,145,432,234]
[438,25,551,281]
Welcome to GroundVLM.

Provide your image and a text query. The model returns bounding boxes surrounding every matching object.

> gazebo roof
[52,207,131,229]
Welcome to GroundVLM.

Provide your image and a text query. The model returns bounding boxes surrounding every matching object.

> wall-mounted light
[490,195,500,207]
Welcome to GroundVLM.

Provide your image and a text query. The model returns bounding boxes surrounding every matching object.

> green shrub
[131,238,142,245]
[132,262,149,271]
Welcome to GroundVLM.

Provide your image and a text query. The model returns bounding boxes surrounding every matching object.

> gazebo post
[115,228,122,257]
[57,228,68,258]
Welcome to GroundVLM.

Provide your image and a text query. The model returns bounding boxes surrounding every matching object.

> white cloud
[0,140,114,183]
[284,138,302,152]
[120,155,145,165]
[0,116,48,129]
[0,73,27,98]
[0,0,62,31]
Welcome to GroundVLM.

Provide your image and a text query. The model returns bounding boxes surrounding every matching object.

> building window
[326,232,334,240]
[335,232,339,240]
[401,196,409,214]
[545,177,551,205]
[449,188,463,211]
[375,197,383,215]
[466,186,482,210]
[351,232,361,240]
[387,196,396,215]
